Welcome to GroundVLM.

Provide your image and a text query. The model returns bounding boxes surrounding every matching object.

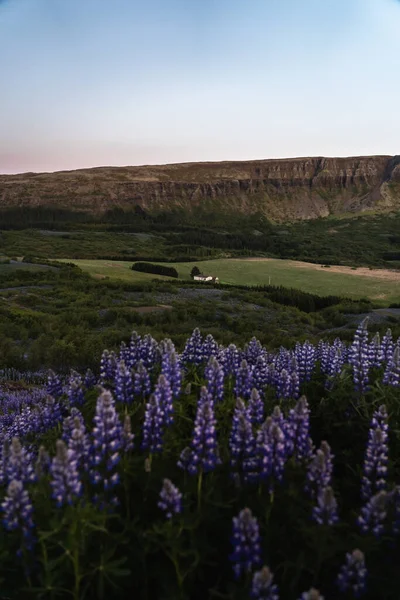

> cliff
[1,155,400,221]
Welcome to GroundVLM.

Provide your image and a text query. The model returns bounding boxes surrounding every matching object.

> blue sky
[0,0,399,173]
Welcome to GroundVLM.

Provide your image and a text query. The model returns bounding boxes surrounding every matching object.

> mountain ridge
[1,154,399,221]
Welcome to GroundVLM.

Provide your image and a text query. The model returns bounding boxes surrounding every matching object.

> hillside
[1,155,400,221]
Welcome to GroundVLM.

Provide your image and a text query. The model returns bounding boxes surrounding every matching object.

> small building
[194,275,219,283]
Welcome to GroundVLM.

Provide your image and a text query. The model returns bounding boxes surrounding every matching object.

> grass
[57,258,400,304]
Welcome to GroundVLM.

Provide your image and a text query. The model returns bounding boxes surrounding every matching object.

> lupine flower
[127,330,141,369]
[203,333,219,362]
[306,441,334,497]
[389,485,400,536]
[298,589,324,600]
[275,369,292,400]
[158,479,182,518]
[229,399,258,484]
[67,375,85,407]
[47,370,63,399]
[253,355,270,397]
[383,346,400,387]
[337,549,367,598]
[312,486,339,526]
[296,341,317,383]
[361,405,388,500]
[178,398,221,475]
[161,347,182,399]
[204,356,224,403]
[244,337,264,367]
[114,360,133,404]
[154,374,174,426]
[68,417,91,470]
[222,343,241,376]
[234,359,253,400]
[181,328,204,366]
[286,396,313,461]
[84,368,97,389]
[7,438,36,485]
[257,417,286,492]
[141,394,164,454]
[50,440,82,507]
[358,490,388,536]
[251,566,279,600]
[35,446,50,478]
[381,328,394,363]
[247,388,264,425]
[230,508,262,579]
[91,390,122,493]
[368,332,383,368]
[137,334,158,370]
[99,349,117,383]
[349,318,370,393]
[122,415,134,452]
[2,479,35,552]
[134,360,151,398]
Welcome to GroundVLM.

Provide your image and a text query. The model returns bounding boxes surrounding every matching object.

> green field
[57,258,400,304]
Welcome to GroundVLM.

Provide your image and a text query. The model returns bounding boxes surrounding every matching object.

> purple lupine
[203,333,219,362]
[119,340,130,364]
[158,479,182,518]
[154,374,173,426]
[114,360,134,404]
[383,346,400,387]
[275,369,292,400]
[178,398,221,475]
[134,360,151,398]
[91,389,122,493]
[389,485,400,536]
[68,417,91,471]
[47,370,63,399]
[99,349,117,383]
[361,405,388,500]
[244,337,264,367]
[234,359,253,400]
[50,440,82,507]
[62,408,85,442]
[35,446,50,478]
[247,388,264,425]
[312,486,339,526]
[337,549,367,598]
[141,394,165,454]
[349,318,370,394]
[161,349,182,399]
[306,441,334,497]
[368,332,383,368]
[381,328,394,364]
[229,399,259,484]
[204,356,224,403]
[251,566,279,600]
[286,396,314,461]
[138,334,158,371]
[253,355,270,397]
[67,371,85,407]
[181,328,204,366]
[256,417,286,492]
[6,438,36,485]
[222,343,241,376]
[298,589,324,600]
[126,330,141,369]
[84,368,97,389]
[1,479,35,553]
[296,341,317,383]
[230,508,262,579]
[358,490,388,537]
[324,346,344,391]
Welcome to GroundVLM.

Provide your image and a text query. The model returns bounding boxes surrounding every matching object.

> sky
[0,0,399,174]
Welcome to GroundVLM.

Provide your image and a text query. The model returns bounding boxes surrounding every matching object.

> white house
[194,275,220,283]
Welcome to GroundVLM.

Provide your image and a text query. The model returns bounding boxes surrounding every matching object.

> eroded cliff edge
[1,155,399,221]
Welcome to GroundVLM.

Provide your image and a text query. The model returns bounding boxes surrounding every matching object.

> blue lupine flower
[67,371,85,407]
[142,394,165,454]
[181,328,204,366]
[361,405,388,500]
[62,408,85,441]
[358,490,388,536]
[161,345,182,399]
[251,566,279,600]
[84,368,97,389]
[230,507,262,579]
[222,343,241,376]
[295,341,317,383]
[234,359,253,400]
[286,396,313,461]
[35,446,50,478]
[312,486,339,526]
[154,374,174,426]
[126,330,141,369]
[253,355,270,397]
[137,334,158,371]
[204,356,224,403]
[337,549,367,598]
[368,332,383,368]
[381,328,394,364]
[1,479,35,552]
[256,417,286,492]
[203,333,219,362]
[91,389,122,492]
[383,347,400,387]
[349,318,370,393]
[244,337,264,367]
[298,589,324,600]
[134,360,151,398]
[7,438,36,485]
[50,440,82,507]
[248,388,264,425]
[47,370,63,399]
[68,417,91,471]
[178,397,221,475]
[158,478,182,518]
[229,399,259,484]
[306,441,334,497]
[99,349,117,383]
[114,360,134,404]
[122,415,134,452]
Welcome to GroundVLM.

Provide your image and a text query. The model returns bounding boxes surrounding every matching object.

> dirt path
[237,258,400,282]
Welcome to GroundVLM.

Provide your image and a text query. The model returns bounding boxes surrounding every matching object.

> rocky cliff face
[1,155,399,221]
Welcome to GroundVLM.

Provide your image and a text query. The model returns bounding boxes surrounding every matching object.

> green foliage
[131,262,179,278]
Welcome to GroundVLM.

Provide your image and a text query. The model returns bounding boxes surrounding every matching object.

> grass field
[57,258,400,304]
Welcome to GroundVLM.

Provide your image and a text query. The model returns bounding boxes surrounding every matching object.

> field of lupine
[0,319,400,599]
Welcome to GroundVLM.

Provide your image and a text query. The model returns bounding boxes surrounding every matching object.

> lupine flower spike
[251,566,279,600]
[158,479,182,518]
[337,549,367,598]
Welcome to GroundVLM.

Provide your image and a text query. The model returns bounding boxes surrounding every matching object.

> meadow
[58,258,400,305]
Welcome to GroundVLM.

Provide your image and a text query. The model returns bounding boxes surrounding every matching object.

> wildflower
[306,441,334,497]
[179,398,221,475]
[122,415,134,452]
[256,417,286,492]
[91,389,122,491]
[358,490,388,537]
[50,440,82,507]
[230,508,262,579]
[134,360,151,398]
[234,359,253,400]
[253,355,270,397]
[312,486,339,526]
[154,374,174,426]
[47,370,63,399]
[251,566,279,599]
[35,446,50,478]
[298,589,324,600]
[286,396,314,461]
[2,479,35,552]
[68,417,91,470]
[114,360,133,404]
[337,549,367,598]
[248,388,264,425]
[161,349,182,399]
[383,346,400,387]
[181,328,204,366]
[349,318,370,393]
[158,479,182,518]
[142,394,164,454]
[222,343,241,375]
[204,356,224,403]
[84,368,97,388]
[229,399,258,484]
[7,438,35,485]
[361,405,388,500]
